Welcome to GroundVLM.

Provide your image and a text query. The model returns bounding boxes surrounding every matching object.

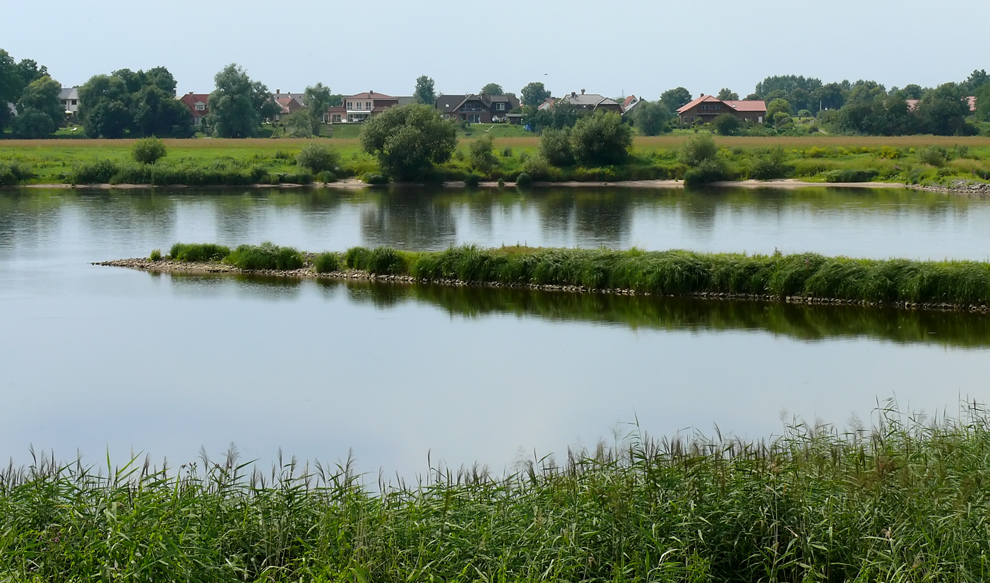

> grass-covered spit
[4,408,990,581]
[158,243,990,308]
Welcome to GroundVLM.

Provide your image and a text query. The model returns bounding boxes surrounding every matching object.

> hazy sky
[7,0,988,99]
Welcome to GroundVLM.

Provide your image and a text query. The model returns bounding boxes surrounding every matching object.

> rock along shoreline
[95,257,990,314]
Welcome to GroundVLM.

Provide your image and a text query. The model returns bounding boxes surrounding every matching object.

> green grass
[168,242,231,262]
[227,242,304,271]
[5,407,990,581]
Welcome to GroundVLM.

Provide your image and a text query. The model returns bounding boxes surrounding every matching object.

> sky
[6,0,989,100]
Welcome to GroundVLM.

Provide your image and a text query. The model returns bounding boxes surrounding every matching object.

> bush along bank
[5,409,990,582]
[119,244,990,311]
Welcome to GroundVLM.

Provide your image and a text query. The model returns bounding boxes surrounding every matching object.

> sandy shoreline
[94,257,990,314]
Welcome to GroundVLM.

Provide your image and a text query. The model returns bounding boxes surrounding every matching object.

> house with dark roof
[59,87,80,116]
[435,93,520,123]
[553,90,622,114]
[676,94,767,124]
[180,93,211,126]
[324,91,399,123]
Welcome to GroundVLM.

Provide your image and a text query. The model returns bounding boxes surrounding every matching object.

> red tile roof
[724,100,767,113]
[180,93,210,116]
[348,91,394,100]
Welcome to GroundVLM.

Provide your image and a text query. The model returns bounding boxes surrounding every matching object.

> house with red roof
[180,93,210,127]
[677,94,767,125]
[324,91,399,123]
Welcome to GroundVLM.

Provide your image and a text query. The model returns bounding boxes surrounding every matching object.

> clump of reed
[227,242,303,271]
[4,407,990,582]
[168,242,231,262]
[313,252,342,273]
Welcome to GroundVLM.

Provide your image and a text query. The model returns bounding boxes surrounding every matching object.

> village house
[543,90,622,114]
[272,90,305,121]
[59,87,80,116]
[434,93,520,123]
[324,91,399,123]
[179,92,210,126]
[677,94,767,124]
[620,95,641,116]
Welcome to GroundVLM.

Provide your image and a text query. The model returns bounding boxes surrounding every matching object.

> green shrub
[168,243,231,262]
[314,252,341,273]
[0,162,34,186]
[712,114,740,136]
[683,158,728,185]
[227,242,303,270]
[515,172,533,188]
[316,170,337,183]
[538,127,574,167]
[149,249,162,261]
[822,169,880,183]
[571,111,632,166]
[497,178,505,188]
[469,134,497,174]
[750,147,791,180]
[296,143,340,174]
[917,146,948,167]
[131,137,168,165]
[678,134,718,167]
[71,159,119,184]
[367,247,406,275]
[344,247,373,270]
[464,173,481,188]
[363,173,388,185]
[522,155,557,181]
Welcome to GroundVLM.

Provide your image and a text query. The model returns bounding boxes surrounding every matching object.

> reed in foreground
[3,408,990,582]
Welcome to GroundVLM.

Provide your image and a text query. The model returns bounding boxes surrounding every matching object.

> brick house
[324,91,399,123]
[180,93,210,126]
[435,93,521,123]
[677,95,767,124]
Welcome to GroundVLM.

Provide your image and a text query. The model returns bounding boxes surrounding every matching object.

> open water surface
[2,186,989,478]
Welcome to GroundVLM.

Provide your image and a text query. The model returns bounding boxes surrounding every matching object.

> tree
[208,64,269,138]
[79,66,190,138]
[296,143,340,174]
[538,128,574,167]
[916,83,972,135]
[481,83,503,95]
[282,110,314,137]
[12,75,62,138]
[304,83,334,135]
[766,98,792,123]
[133,85,192,137]
[976,83,990,122]
[413,75,436,105]
[845,80,886,105]
[964,69,989,94]
[131,137,167,164]
[570,111,632,167]
[712,113,741,136]
[529,100,579,131]
[717,88,739,101]
[360,104,456,180]
[631,101,671,136]
[659,87,692,111]
[469,134,497,173]
[812,83,846,111]
[520,82,551,108]
[1,50,52,134]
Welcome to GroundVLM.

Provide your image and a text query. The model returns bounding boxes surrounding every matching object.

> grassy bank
[2,135,990,188]
[160,243,990,308]
[4,408,990,581]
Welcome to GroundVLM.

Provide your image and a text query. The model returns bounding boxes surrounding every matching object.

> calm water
[2,186,989,478]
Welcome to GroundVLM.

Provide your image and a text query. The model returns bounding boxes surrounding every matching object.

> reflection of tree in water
[0,190,66,251]
[360,190,456,250]
[571,190,634,248]
[76,189,178,243]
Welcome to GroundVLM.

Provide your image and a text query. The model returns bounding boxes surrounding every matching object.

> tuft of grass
[168,242,231,262]
[149,248,162,261]
[313,252,341,273]
[226,242,303,271]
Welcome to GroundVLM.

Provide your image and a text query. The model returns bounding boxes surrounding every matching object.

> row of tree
[0,50,64,138]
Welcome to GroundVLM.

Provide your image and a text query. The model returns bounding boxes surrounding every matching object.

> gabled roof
[621,95,638,109]
[560,91,617,108]
[676,95,721,114]
[452,93,521,112]
[347,91,395,100]
[58,87,79,101]
[436,94,466,111]
[724,99,767,113]
[180,93,210,115]
[274,96,303,114]
[396,96,415,106]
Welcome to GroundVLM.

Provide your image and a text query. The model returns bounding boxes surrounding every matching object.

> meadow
[2,134,990,187]
[4,407,990,582]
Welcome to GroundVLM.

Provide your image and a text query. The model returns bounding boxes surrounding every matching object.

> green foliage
[711,113,741,136]
[678,134,718,167]
[520,81,551,108]
[360,104,457,180]
[0,162,34,186]
[570,111,632,167]
[716,88,739,100]
[468,134,497,173]
[823,168,880,183]
[631,100,671,136]
[463,173,480,187]
[280,109,313,138]
[659,86,692,111]
[296,143,340,174]
[314,252,341,273]
[749,147,791,179]
[168,243,231,262]
[413,75,436,105]
[515,172,533,188]
[347,246,408,274]
[767,98,792,124]
[683,158,728,185]
[131,137,167,164]
[538,127,574,167]
[917,145,949,167]
[303,82,334,134]
[12,75,62,138]
[71,159,119,184]
[149,248,162,261]
[227,242,303,270]
[208,64,271,138]
[79,67,190,138]
[480,82,503,95]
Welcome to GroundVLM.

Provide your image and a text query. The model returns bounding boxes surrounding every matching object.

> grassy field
[2,134,990,186]
[4,407,990,581]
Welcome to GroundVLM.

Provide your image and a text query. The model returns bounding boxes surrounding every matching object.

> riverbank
[97,244,990,312]
[3,409,990,582]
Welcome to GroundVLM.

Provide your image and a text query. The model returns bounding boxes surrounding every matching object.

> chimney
[370,90,374,95]
[571,91,576,98]
[581,88,585,95]
[276,89,280,94]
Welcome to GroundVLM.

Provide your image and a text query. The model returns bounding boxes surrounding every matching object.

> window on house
[496,103,505,111]
[355,102,362,110]
[366,102,371,109]
[71,99,77,106]
[195,103,205,111]
[347,102,353,109]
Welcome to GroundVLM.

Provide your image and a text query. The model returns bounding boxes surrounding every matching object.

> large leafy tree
[570,111,632,167]
[12,75,63,138]
[1,50,51,135]
[916,83,972,135]
[528,101,579,132]
[79,66,190,138]
[413,75,436,105]
[631,101,671,136]
[481,83,503,95]
[360,104,456,180]
[304,82,334,135]
[207,64,272,138]
[716,88,738,101]
[659,87,692,111]
[520,82,551,108]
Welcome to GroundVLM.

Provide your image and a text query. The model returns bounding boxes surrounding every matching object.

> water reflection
[303,279,990,349]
